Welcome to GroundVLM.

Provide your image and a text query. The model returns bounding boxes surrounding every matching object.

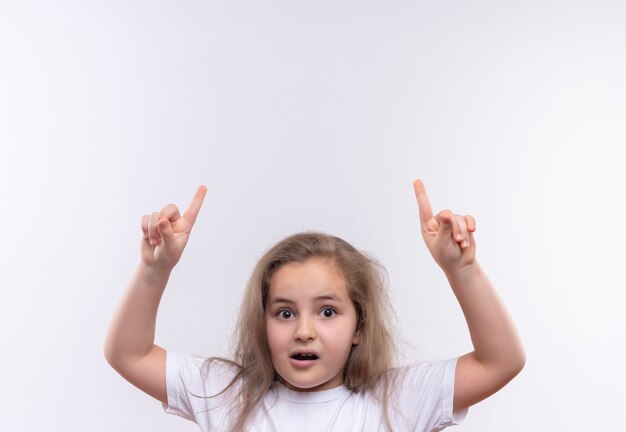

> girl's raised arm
[412,179,526,413]
[103,185,207,404]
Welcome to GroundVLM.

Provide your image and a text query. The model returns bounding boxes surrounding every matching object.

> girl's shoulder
[163,352,245,423]
[392,356,460,373]
[167,351,243,396]
[382,356,460,394]
[378,357,467,428]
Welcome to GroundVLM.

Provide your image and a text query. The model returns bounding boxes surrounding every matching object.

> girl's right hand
[139,185,208,272]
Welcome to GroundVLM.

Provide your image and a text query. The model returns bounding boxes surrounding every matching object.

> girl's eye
[277,310,294,320]
[320,307,336,318]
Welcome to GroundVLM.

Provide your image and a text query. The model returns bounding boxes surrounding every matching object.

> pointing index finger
[413,179,433,226]
[183,185,208,227]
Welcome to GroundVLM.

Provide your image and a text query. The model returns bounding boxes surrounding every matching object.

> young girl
[104,179,525,431]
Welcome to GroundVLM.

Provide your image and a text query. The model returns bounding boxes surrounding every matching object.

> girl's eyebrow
[269,294,341,306]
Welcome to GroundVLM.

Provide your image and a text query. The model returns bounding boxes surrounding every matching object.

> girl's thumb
[436,211,455,238]
[157,218,174,244]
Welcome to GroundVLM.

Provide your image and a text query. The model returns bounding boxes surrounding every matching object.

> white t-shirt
[162,351,468,431]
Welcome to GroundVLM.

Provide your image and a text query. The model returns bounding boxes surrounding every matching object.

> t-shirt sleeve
[161,350,206,421]
[161,351,242,429]
[395,356,469,431]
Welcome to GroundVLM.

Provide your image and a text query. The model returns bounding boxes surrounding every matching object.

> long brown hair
[203,231,399,431]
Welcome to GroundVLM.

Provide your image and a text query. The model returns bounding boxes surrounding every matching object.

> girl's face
[265,256,361,392]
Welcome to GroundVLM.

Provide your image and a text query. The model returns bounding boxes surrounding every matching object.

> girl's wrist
[443,260,482,284]
[138,261,173,284]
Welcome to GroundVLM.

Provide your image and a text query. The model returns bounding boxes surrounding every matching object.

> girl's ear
[352,329,361,345]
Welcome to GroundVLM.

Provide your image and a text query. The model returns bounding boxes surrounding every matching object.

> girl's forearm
[103,263,171,366]
[444,262,526,372]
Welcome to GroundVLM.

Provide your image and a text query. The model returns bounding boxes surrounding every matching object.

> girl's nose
[294,317,316,341]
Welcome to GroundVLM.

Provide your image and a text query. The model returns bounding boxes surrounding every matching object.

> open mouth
[291,353,319,361]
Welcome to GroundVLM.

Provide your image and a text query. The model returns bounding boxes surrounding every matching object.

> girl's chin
[284,382,332,392]
[280,375,343,392]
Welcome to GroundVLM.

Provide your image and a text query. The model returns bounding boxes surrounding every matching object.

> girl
[104,179,525,431]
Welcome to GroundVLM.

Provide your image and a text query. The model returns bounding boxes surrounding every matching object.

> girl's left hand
[412,179,477,274]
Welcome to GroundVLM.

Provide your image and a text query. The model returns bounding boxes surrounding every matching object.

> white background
[1,1,625,431]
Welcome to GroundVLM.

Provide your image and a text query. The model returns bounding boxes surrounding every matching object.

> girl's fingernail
[456,233,463,241]
[462,240,469,247]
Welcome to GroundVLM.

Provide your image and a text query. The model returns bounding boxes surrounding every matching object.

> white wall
[1,1,624,430]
